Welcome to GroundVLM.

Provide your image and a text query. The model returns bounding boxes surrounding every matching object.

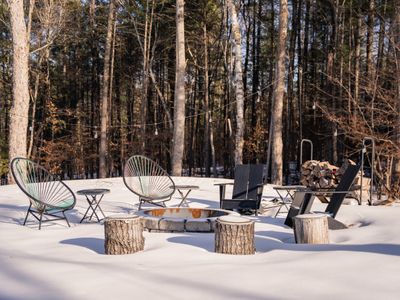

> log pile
[300,159,358,189]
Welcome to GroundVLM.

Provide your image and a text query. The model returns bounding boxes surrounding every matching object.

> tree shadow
[60,237,104,254]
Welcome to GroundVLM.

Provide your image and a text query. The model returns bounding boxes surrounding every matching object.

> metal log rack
[360,137,375,206]
[300,139,314,166]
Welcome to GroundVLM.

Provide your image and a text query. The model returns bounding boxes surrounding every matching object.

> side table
[273,185,307,217]
[78,188,110,223]
[171,185,199,207]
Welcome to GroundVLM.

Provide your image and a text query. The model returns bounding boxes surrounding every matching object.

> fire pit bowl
[136,207,239,232]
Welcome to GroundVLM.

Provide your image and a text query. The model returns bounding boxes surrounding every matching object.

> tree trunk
[393,2,400,185]
[215,216,255,255]
[227,0,245,166]
[354,13,361,112]
[99,0,116,178]
[104,215,145,255]
[366,0,375,79]
[270,0,288,185]
[7,0,30,181]
[171,0,186,176]
[203,23,210,177]
[294,213,329,244]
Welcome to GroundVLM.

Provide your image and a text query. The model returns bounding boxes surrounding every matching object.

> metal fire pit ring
[136,207,239,232]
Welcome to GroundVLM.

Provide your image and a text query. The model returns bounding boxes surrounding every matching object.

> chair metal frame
[10,157,76,230]
[123,155,175,210]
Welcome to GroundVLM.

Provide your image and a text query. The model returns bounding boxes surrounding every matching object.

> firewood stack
[300,159,358,189]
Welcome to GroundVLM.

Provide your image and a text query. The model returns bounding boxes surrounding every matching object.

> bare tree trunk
[270,0,288,185]
[377,0,387,72]
[171,0,186,176]
[366,0,375,79]
[99,0,116,178]
[203,23,211,177]
[7,0,30,178]
[354,13,361,111]
[393,2,400,184]
[227,0,245,166]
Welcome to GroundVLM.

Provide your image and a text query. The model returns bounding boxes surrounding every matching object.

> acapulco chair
[10,157,76,230]
[123,155,175,210]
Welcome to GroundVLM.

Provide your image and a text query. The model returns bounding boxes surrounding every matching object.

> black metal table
[171,185,199,207]
[78,188,110,223]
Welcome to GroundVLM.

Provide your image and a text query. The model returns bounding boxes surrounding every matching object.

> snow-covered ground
[1,176,399,300]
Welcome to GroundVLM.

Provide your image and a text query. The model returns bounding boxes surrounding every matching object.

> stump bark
[104,214,144,255]
[215,215,255,255]
[294,213,329,244]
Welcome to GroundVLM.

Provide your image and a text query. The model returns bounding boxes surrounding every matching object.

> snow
[1,176,400,300]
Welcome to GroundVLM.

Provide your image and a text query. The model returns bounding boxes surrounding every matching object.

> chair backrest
[10,157,76,211]
[232,164,264,200]
[325,163,361,217]
[123,155,175,201]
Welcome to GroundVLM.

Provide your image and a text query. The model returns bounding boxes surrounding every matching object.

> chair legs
[23,205,71,230]
[38,212,43,230]
[23,203,32,225]
[138,198,168,210]
[63,211,71,227]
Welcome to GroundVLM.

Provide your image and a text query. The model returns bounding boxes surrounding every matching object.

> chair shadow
[60,238,104,254]
[0,203,31,226]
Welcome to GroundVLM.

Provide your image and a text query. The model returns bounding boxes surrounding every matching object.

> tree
[227,0,244,166]
[99,0,116,178]
[7,0,30,181]
[270,0,288,184]
[171,0,186,176]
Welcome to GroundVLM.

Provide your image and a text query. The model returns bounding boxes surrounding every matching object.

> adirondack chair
[284,163,361,228]
[10,157,76,230]
[123,155,175,210]
[215,164,264,216]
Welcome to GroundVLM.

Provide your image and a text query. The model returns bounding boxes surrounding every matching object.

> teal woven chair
[123,155,175,210]
[10,157,76,229]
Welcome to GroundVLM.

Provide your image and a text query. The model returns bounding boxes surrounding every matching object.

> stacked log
[300,160,339,189]
[300,159,359,189]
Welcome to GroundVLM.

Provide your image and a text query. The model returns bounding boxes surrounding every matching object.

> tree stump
[215,215,255,255]
[294,213,329,244]
[104,214,144,255]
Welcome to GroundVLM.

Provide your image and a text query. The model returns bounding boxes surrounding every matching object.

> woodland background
[0,0,399,198]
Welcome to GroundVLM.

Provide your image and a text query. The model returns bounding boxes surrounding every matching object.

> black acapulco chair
[10,157,76,230]
[123,155,175,210]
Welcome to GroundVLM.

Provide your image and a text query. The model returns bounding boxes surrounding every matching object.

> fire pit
[136,207,239,232]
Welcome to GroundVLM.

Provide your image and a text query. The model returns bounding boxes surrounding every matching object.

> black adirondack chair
[284,163,361,228]
[215,164,264,216]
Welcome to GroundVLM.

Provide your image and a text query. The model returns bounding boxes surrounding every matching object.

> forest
[0,0,399,198]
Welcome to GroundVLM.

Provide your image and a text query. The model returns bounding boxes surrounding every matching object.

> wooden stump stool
[215,215,255,255]
[104,214,145,255]
[294,213,329,244]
